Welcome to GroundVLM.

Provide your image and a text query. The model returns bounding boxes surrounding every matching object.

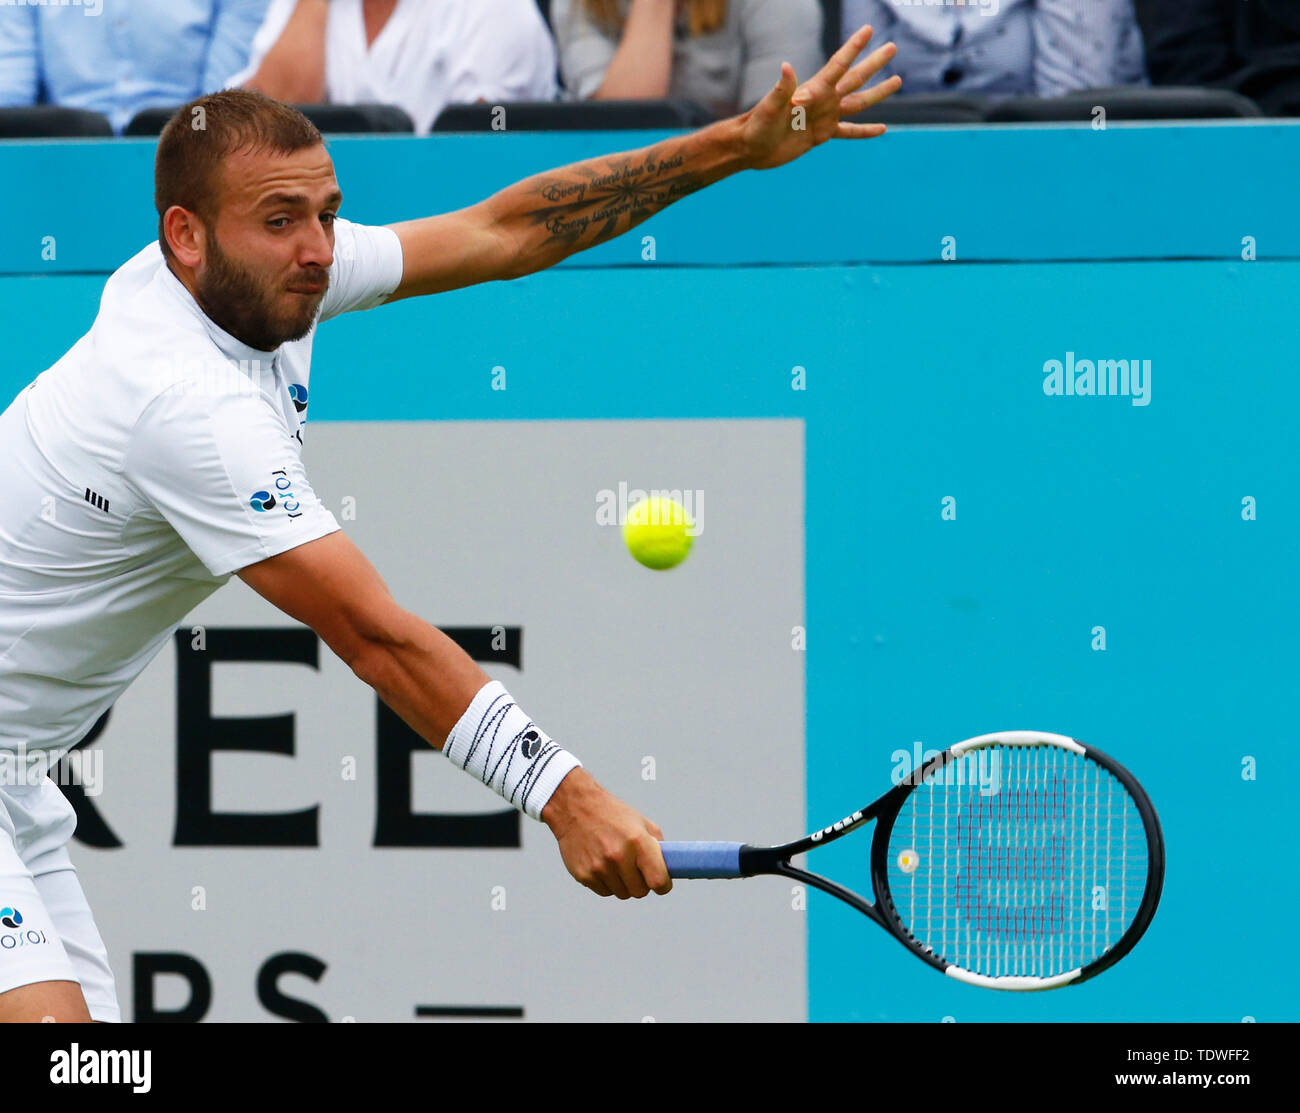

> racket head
[867,731,1164,991]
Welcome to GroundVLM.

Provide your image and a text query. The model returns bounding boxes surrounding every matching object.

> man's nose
[298,222,333,269]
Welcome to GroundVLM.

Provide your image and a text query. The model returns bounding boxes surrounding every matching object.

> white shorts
[0,778,120,1022]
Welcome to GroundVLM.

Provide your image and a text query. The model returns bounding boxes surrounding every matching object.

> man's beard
[192,232,328,353]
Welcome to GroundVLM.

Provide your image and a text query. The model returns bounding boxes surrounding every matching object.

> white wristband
[442,681,582,821]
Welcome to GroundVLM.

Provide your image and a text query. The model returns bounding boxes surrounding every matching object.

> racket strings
[885,745,1149,980]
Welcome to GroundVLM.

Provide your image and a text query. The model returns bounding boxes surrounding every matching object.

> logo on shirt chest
[249,470,304,519]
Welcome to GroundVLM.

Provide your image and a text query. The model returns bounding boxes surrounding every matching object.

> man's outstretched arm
[237,529,670,900]
[383,24,900,302]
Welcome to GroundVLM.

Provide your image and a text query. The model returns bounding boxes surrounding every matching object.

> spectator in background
[1135,0,1300,115]
[841,0,1146,97]
[231,0,557,135]
[0,0,269,134]
[550,0,824,119]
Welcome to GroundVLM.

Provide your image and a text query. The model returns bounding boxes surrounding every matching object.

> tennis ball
[623,496,694,570]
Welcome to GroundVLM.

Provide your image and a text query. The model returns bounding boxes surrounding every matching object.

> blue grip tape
[660,841,744,879]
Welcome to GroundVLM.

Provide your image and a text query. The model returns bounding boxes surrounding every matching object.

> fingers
[640,820,672,894]
[604,870,632,900]
[836,41,898,98]
[798,36,898,119]
[819,23,876,89]
[614,831,672,899]
[840,73,903,118]
[617,855,649,899]
[551,783,673,900]
[582,830,671,899]
[569,851,625,898]
[760,61,799,111]
[836,121,888,140]
[640,834,672,896]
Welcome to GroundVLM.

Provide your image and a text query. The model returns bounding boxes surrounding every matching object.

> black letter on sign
[173,627,320,846]
[133,952,211,1022]
[258,952,329,1023]
[374,626,522,848]
[64,709,121,849]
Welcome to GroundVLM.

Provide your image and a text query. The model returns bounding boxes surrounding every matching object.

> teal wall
[2,123,1296,1021]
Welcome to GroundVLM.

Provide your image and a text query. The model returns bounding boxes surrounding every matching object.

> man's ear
[163,205,205,268]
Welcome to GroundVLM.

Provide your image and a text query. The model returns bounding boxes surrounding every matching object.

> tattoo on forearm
[523,147,707,251]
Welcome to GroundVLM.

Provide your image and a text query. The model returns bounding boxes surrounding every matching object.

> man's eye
[321,212,337,226]
[268,218,290,229]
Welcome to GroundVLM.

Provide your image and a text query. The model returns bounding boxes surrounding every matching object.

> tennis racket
[660,731,1164,990]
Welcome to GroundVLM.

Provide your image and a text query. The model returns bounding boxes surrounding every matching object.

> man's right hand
[542,768,672,899]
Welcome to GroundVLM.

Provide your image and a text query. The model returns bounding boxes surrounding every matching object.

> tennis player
[0,26,900,1022]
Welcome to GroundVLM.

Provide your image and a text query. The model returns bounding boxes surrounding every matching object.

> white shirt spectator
[0,219,402,761]
[843,0,1146,97]
[228,0,558,134]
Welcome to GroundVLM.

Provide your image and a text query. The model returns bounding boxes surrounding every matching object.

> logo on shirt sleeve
[249,470,303,519]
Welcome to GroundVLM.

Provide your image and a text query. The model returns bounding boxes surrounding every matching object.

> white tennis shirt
[0,218,404,758]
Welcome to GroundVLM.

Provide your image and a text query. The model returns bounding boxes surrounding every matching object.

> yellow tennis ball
[623,496,694,570]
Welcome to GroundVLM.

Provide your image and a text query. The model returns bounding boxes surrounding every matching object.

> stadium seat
[125,102,415,137]
[287,103,416,132]
[985,87,1264,123]
[124,107,186,136]
[0,107,113,139]
[433,99,716,131]
[848,93,990,125]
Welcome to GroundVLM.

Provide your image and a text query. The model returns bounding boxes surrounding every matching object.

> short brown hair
[155,89,323,261]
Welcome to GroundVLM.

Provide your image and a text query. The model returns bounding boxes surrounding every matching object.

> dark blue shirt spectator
[1136,0,1300,115]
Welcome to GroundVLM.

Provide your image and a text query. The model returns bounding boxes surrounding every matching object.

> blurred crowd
[1,0,1298,134]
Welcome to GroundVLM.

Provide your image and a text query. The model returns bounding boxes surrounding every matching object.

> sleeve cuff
[206,512,341,579]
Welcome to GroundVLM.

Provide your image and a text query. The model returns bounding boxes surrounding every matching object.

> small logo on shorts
[521,730,543,759]
[0,907,21,929]
[250,490,277,512]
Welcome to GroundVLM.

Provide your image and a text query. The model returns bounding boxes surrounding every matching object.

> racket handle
[659,841,744,879]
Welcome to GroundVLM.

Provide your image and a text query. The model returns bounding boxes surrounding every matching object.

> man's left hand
[741,24,902,172]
